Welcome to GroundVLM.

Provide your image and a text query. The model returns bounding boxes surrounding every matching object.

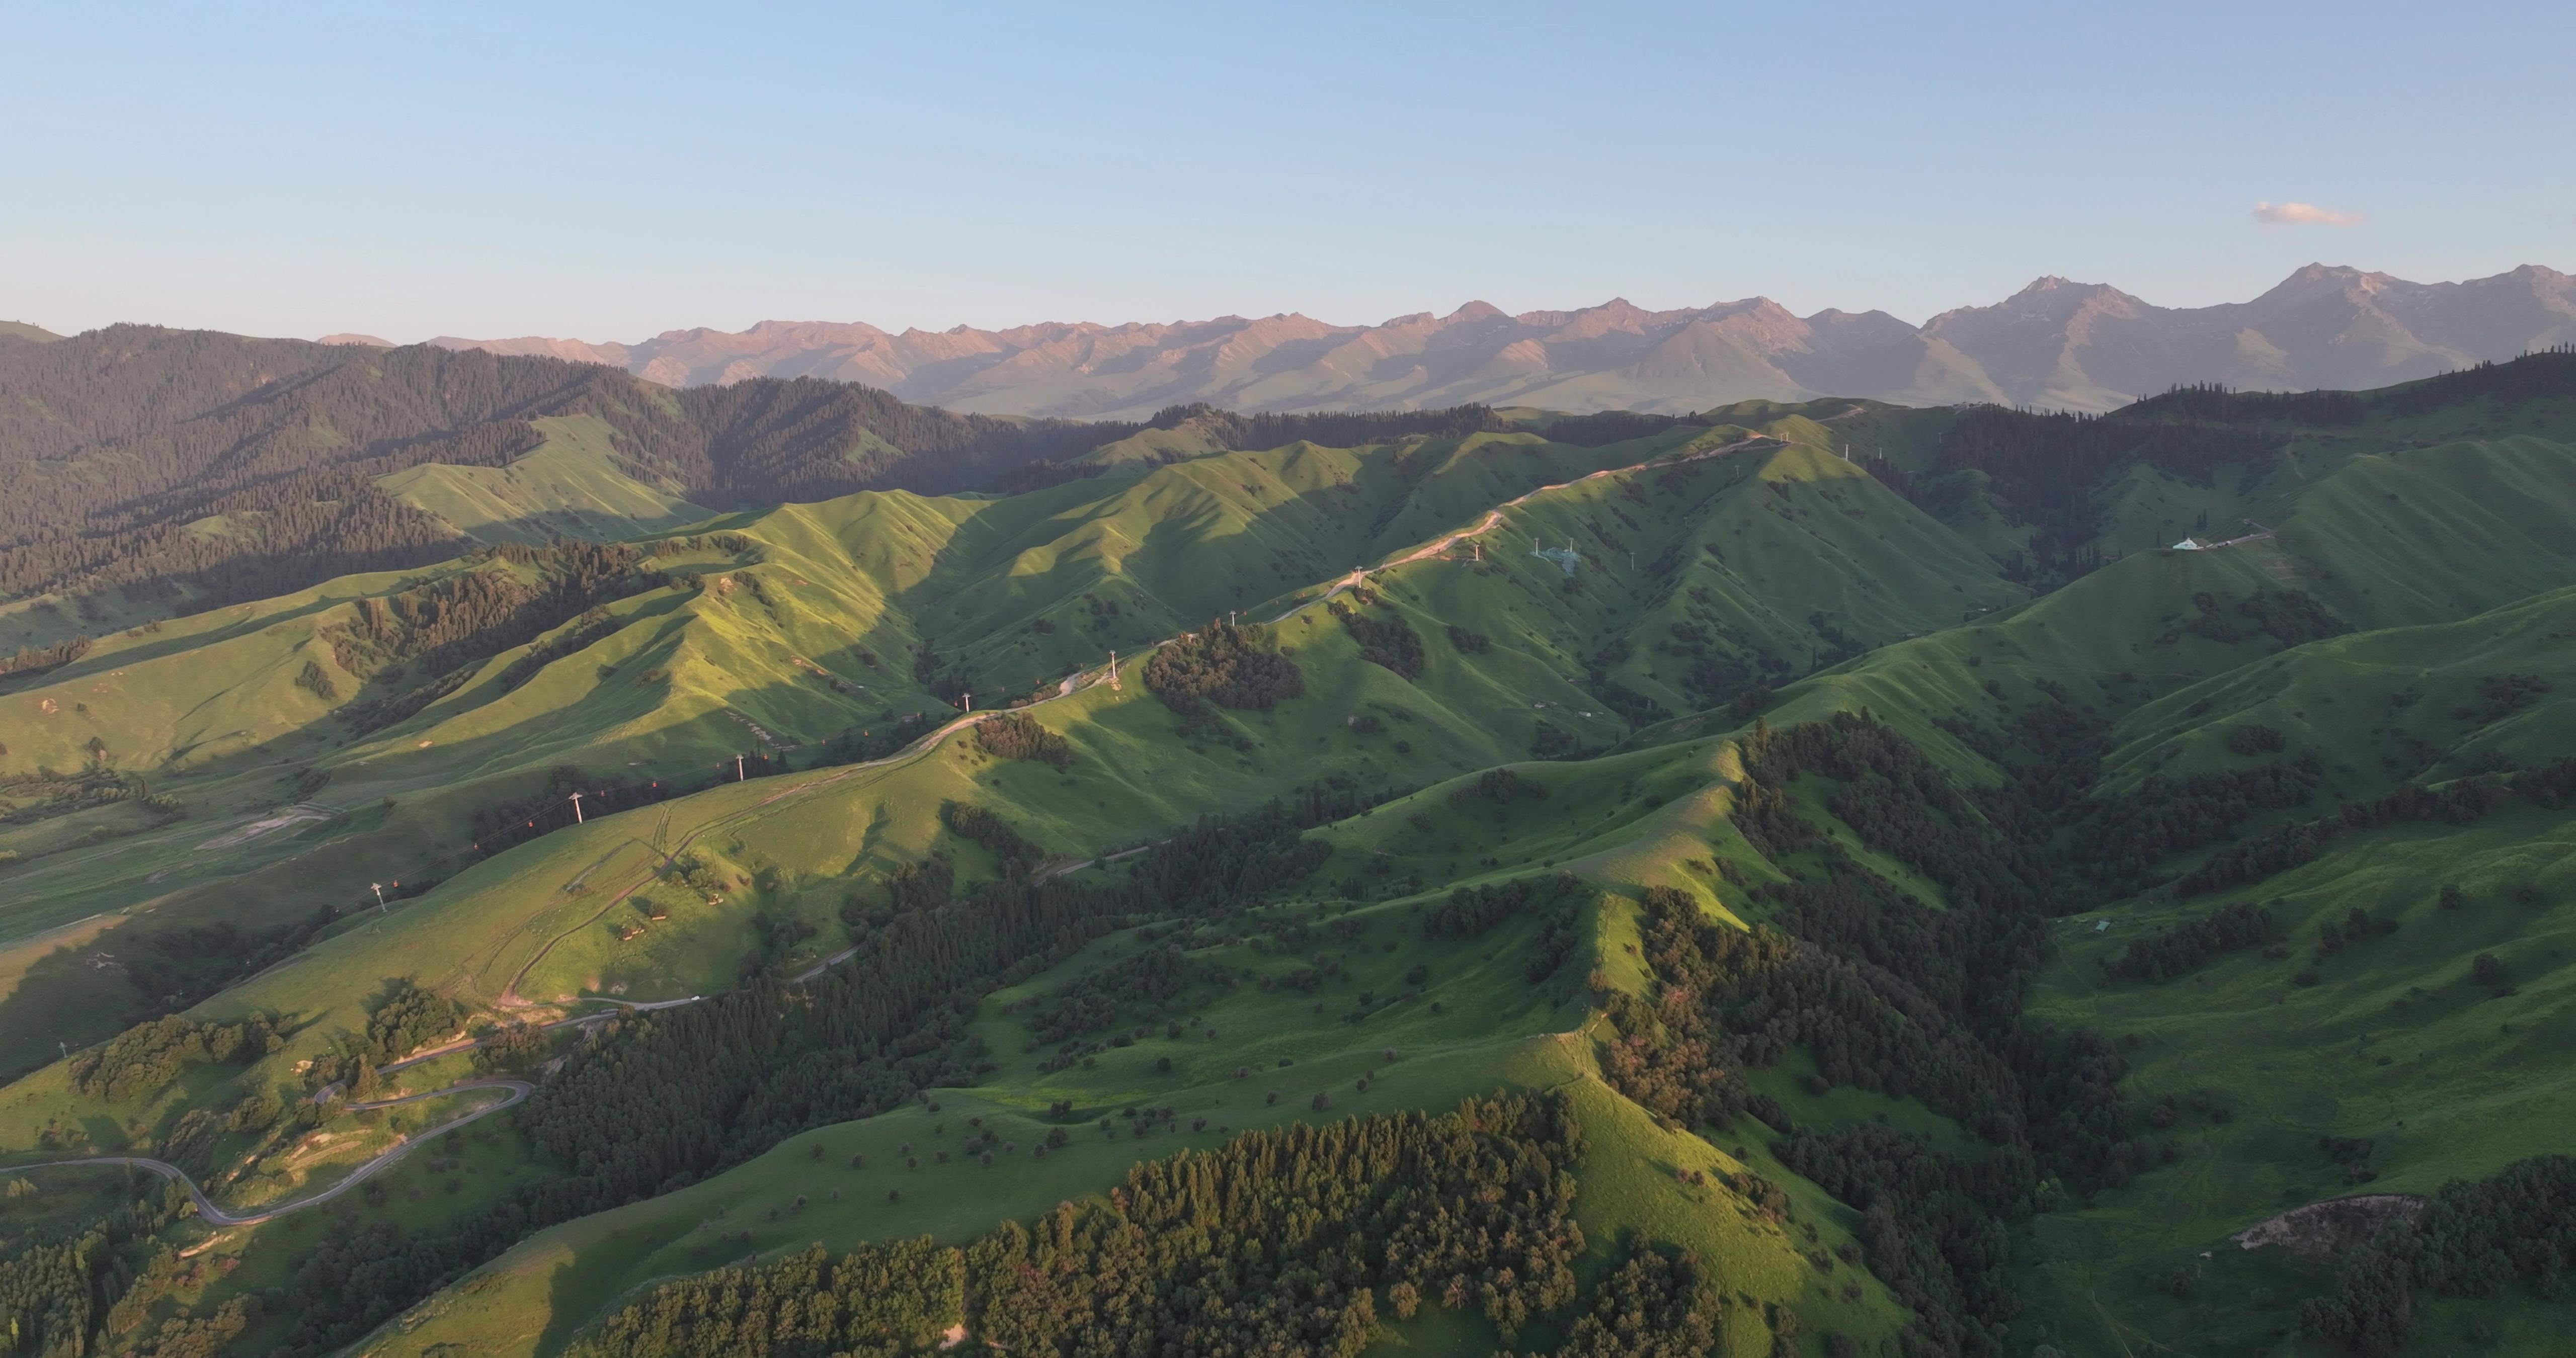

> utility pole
[569,791,585,824]
[370,882,387,914]
[963,692,973,713]
[735,754,745,782]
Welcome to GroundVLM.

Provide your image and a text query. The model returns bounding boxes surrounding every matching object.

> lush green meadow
[0,361,2572,1355]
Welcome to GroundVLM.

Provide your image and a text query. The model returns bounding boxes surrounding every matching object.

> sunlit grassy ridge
[0,429,1666,1031]
[380,415,718,545]
[0,406,1997,1051]
[3,368,2574,1355]
[361,736,1913,1358]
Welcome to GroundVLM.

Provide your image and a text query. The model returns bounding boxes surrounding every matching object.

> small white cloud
[2253,201,2366,227]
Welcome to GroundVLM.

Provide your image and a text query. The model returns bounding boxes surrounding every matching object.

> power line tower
[370,882,387,914]
[734,753,746,782]
[568,791,585,824]
[1108,650,1121,692]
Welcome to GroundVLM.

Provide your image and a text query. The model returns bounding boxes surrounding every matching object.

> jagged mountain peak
[409,265,2568,416]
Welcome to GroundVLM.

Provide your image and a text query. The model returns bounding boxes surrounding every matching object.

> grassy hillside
[2101,584,2576,799]
[0,357,2572,1357]
[344,734,1919,1358]
[0,417,1840,1063]
[379,415,717,544]
[2021,801,2576,1355]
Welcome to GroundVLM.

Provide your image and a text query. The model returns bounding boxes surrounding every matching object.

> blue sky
[4,1,2569,340]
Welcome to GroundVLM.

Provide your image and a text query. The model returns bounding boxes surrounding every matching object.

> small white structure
[2171,537,2203,551]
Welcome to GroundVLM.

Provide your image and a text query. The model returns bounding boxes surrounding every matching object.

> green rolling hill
[0,353,2569,1357]
[378,415,719,545]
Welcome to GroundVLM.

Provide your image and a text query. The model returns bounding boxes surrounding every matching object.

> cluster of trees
[2467,672,2551,723]
[2123,381,2371,427]
[1579,638,1671,727]
[0,635,88,684]
[1605,885,2052,1358]
[363,979,465,1063]
[0,768,176,827]
[2100,902,2278,983]
[261,808,1337,1355]
[1142,619,1305,714]
[975,711,1073,769]
[2375,345,2576,416]
[2072,756,2321,894]
[1505,1241,1726,1358]
[1602,714,2165,1355]
[1140,401,1513,451]
[0,331,565,610]
[938,800,1044,877]
[1901,349,2568,588]
[1448,767,1546,809]
[1540,409,1702,446]
[1069,807,1328,918]
[1909,404,2287,581]
[2181,588,2349,648]
[2225,722,2287,755]
[969,1094,1585,1352]
[1014,944,1228,1044]
[908,640,971,706]
[68,1013,277,1102]
[0,1177,191,1357]
[118,1295,258,1358]
[842,855,955,932]
[1676,643,1784,714]
[2118,349,2576,426]
[1420,873,1578,941]
[568,1240,962,1357]
[577,1095,1598,1357]
[2177,766,2552,896]
[1330,599,1426,679]
[2301,1154,2576,1354]
[329,541,662,733]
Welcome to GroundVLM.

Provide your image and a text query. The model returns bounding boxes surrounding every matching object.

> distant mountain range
[356,264,2576,417]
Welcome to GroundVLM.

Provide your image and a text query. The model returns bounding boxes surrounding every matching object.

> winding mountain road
[8,1078,530,1226]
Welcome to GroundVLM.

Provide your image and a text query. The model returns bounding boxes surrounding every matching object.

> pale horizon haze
[4,0,2571,343]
